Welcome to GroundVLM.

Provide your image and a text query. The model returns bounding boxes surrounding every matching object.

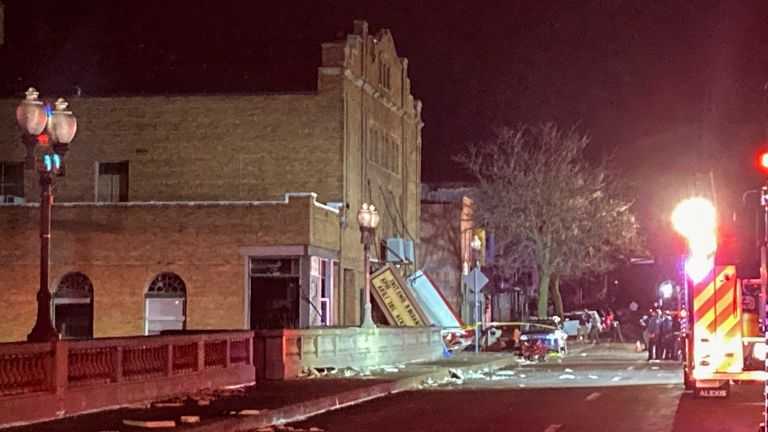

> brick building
[0,20,423,342]
[419,184,476,321]
[420,184,528,323]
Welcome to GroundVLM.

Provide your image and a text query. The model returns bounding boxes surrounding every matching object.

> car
[519,318,568,354]
[562,312,584,337]
[562,310,604,338]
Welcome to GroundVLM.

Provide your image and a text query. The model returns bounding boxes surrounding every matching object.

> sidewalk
[2,353,517,432]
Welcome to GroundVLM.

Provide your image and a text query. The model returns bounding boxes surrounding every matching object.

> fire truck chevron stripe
[714,276,735,308]
[693,273,715,312]
[694,311,715,335]
[693,273,717,334]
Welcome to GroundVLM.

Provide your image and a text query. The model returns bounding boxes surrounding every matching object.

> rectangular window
[0,161,24,200]
[97,161,129,202]
[379,62,391,90]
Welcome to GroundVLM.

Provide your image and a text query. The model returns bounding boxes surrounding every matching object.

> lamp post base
[27,323,59,343]
[361,303,376,328]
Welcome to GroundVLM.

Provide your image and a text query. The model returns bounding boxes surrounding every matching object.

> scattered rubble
[151,401,184,408]
[180,416,200,424]
[122,419,176,428]
[448,368,464,380]
[238,409,264,416]
[249,426,325,432]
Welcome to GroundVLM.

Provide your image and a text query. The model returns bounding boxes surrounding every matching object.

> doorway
[249,257,301,329]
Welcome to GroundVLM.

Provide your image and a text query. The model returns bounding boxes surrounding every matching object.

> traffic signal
[42,153,61,173]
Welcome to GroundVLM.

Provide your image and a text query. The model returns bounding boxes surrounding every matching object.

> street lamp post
[357,203,380,328]
[15,88,77,343]
[471,234,482,354]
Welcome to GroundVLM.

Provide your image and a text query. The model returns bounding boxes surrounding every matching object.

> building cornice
[0,192,340,214]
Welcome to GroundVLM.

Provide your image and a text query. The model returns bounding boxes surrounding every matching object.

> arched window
[145,272,187,335]
[53,272,94,339]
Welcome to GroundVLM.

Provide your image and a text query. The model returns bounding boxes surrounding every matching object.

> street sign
[464,268,489,292]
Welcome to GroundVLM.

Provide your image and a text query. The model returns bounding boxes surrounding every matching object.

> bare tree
[456,123,643,317]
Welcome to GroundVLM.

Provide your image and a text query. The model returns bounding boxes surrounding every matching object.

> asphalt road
[291,344,765,432]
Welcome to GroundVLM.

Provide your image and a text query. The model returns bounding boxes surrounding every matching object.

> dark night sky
[2,0,768,278]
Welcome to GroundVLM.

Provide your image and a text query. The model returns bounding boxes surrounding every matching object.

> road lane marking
[611,376,622,382]
[585,392,601,401]
[543,425,563,432]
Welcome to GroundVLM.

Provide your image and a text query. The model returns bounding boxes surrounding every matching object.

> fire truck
[680,272,766,397]
[675,198,767,397]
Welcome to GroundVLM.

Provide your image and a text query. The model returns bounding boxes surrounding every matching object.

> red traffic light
[37,133,49,147]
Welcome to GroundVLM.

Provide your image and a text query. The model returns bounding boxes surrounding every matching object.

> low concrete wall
[0,331,255,427]
[253,326,444,379]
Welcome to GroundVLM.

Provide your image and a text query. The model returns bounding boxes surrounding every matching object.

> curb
[186,356,517,432]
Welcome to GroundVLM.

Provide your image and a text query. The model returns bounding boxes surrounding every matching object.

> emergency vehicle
[675,198,767,398]
[680,273,766,397]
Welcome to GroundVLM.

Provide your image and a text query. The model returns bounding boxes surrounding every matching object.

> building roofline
[0,192,340,214]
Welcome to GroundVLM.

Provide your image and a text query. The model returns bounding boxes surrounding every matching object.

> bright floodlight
[672,197,717,284]
[659,281,674,298]
[672,197,716,240]
[672,197,717,255]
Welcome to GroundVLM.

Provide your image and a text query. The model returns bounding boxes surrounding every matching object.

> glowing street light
[16,88,77,342]
[357,203,380,328]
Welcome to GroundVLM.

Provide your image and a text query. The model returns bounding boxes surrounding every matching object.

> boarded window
[97,161,129,202]
[0,161,24,198]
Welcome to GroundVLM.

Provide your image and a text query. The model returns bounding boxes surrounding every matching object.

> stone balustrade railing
[0,341,54,397]
[253,326,443,380]
[0,331,254,427]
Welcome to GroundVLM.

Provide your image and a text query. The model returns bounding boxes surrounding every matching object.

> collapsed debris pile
[298,364,407,379]
[150,385,248,408]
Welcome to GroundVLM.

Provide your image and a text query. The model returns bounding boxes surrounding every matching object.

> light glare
[685,255,714,285]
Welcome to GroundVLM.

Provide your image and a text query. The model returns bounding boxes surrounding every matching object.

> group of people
[576,309,625,344]
[640,309,680,361]
[576,309,602,344]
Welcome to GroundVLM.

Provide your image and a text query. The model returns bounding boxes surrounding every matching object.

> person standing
[661,311,675,359]
[578,310,589,342]
[604,310,615,341]
[588,311,601,345]
[646,310,662,361]
[639,314,649,351]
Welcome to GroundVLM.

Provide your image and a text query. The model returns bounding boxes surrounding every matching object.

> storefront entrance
[250,258,301,329]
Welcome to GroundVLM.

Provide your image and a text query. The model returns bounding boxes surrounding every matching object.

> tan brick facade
[0,21,422,341]
[0,194,339,341]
